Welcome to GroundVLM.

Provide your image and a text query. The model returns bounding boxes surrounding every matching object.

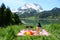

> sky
[0,0,60,11]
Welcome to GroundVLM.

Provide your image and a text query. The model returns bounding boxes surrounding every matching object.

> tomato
[29,31,34,35]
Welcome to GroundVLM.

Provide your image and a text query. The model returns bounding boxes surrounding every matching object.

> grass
[0,24,60,40]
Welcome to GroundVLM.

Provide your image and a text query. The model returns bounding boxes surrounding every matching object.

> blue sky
[0,0,60,10]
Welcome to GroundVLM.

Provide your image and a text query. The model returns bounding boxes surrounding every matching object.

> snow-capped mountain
[18,3,43,13]
[14,3,44,18]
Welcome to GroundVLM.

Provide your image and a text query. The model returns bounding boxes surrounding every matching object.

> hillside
[18,7,60,19]
[36,7,60,19]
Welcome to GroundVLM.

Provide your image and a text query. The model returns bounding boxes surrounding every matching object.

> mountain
[18,3,43,12]
[51,7,60,11]
[15,3,60,19]
[17,3,43,18]
[19,7,60,18]
[35,7,60,19]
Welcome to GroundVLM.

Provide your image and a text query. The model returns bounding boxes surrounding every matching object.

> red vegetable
[29,31,34,35]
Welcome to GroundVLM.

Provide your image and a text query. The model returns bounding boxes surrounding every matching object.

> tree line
[0,3,22,27]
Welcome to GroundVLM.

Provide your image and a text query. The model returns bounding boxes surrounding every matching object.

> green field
[0,24,60,40]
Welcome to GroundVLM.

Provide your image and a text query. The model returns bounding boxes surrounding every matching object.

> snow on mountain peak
[18,3,43,12]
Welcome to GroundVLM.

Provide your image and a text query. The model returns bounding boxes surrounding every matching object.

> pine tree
[6,7,12,25]
[0,3,6,26]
